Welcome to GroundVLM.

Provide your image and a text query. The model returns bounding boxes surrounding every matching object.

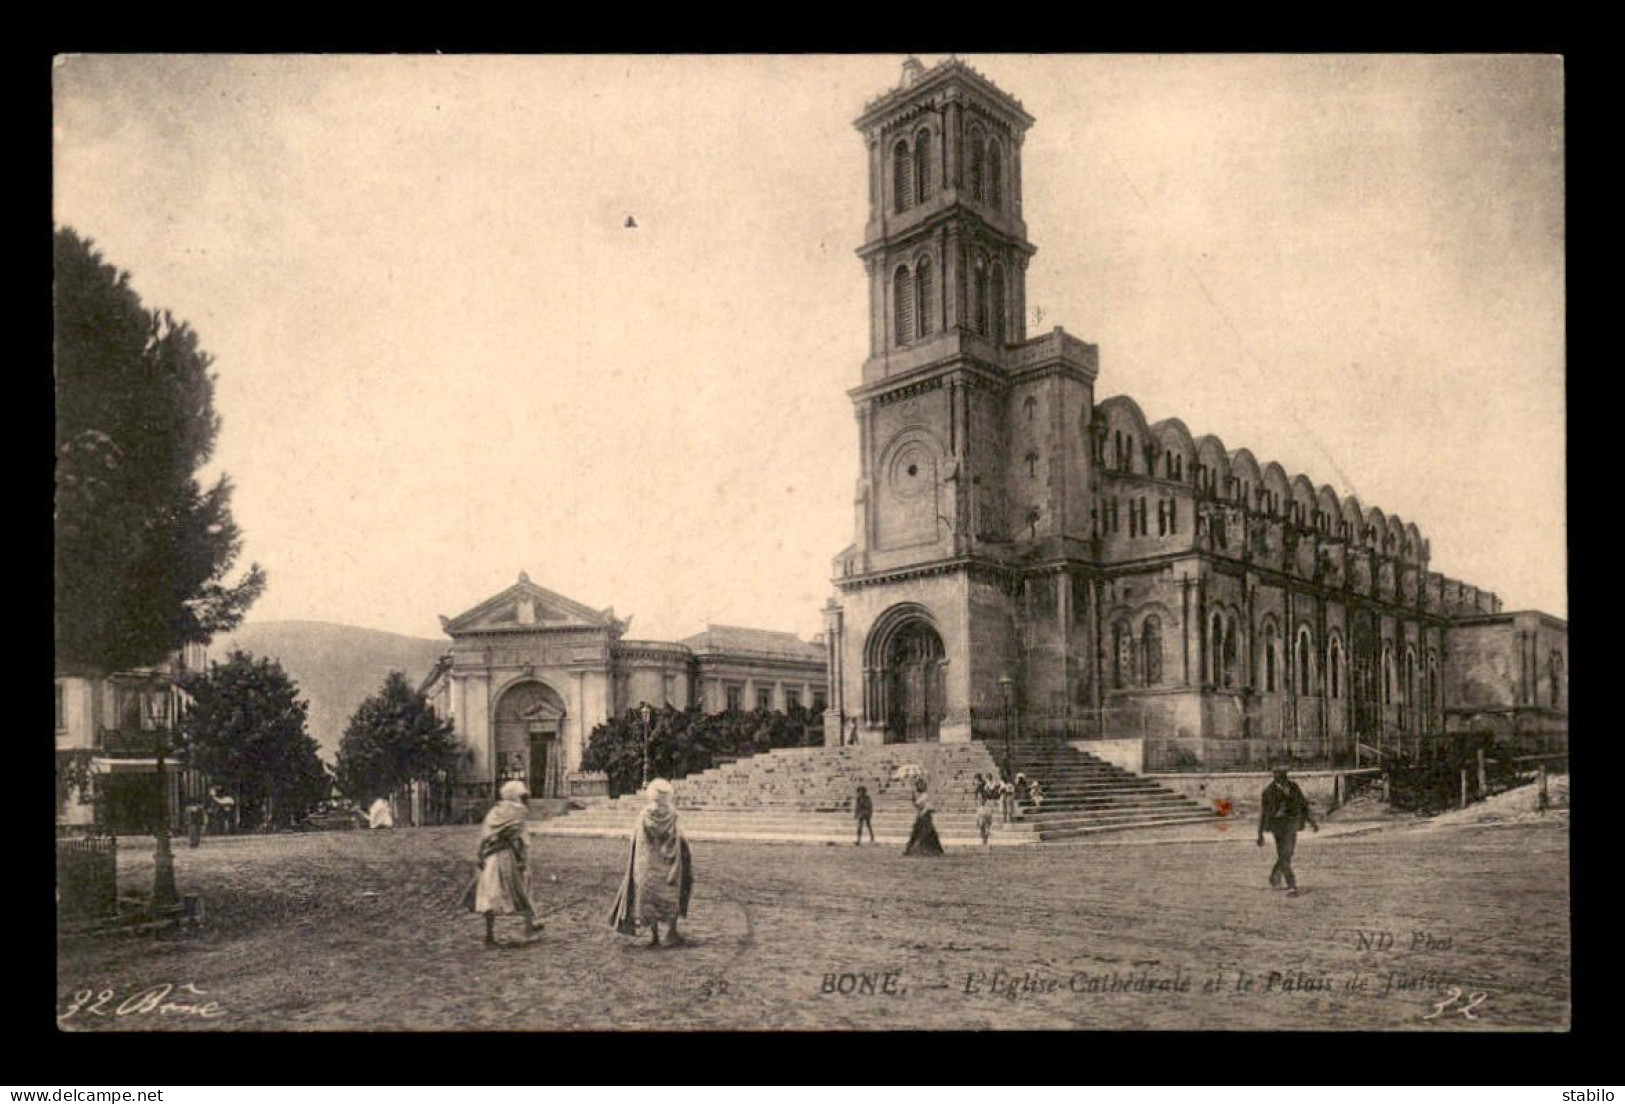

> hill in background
[213,621,447,761]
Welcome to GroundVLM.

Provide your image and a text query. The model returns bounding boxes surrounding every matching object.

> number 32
[1422,987,1488,1021]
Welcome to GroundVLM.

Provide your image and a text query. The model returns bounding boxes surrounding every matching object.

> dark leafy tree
[55,227,266,672]
[176,650,328,829]
[55,749,97,819]
[335,671,460,803]
[581,704,824,797]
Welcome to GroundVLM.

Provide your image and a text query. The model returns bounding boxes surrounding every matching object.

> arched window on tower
[1208,611,1223,686]
[1112,620,1132,690]
[893,140,912,214]
[914,254,933,337]
[893,265,914,345]
[1382,644,1395,706]
[990,263,1006,344]
[914,129,932,206]
[968,126,986,201]
[988,139,1004,209]
[1329,637,1343,700]
[973,256,990,336]
[1141,616,1162,687]
[1223,613,1239,688]
[1297,627,1314,695]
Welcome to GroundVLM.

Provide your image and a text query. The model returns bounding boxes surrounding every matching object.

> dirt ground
[56,815,1569,1032]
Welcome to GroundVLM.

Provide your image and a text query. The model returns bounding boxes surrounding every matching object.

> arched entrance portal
[493,681,567,799]
[864,606,947,743]
[888,621,946,742]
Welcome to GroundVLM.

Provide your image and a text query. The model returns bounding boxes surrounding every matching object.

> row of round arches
[1094,394,1430,562]
[891,250,1010,346]
[1196,608,1441,714]
[889,121,1010,215]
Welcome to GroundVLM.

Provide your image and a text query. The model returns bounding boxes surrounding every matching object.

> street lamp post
[149,679,180,914]
[997,676,1015,781]
[639,702,655,790]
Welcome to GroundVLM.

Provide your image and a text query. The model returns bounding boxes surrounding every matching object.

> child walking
[853,785,875,845]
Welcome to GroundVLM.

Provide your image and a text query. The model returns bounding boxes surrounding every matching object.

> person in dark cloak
[903,777,944,856]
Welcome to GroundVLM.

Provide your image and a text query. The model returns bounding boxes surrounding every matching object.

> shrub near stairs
[579,704,824,797]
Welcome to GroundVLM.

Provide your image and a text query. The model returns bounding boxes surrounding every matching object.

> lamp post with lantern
[146,675,180,913]
[639,701,655,790]
[997,675,1016,782]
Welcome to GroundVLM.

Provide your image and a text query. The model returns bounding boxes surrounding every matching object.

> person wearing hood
[610,778,694,948]
[465,780,544,946]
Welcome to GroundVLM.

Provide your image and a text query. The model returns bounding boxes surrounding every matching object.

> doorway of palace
[886,619,946,743]
[494,680,567,799]
[527,726,556,799]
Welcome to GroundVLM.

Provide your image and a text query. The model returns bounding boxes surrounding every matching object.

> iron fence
[967,705,1173,742]
[56,833,118,929]
[958,704,1558,774]
[1141,737,1359,772]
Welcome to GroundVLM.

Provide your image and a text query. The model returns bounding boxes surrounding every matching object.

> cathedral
[819,58,1566,766]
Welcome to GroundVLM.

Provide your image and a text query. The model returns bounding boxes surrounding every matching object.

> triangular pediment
[441,574,622,636]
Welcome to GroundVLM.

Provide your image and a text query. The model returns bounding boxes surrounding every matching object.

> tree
[335,671,460,803]
[55,227,265,673]
[177,651,327,829]
[581,705,824,797]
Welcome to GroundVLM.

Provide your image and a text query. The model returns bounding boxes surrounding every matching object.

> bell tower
[827,58,1100,747]
[855,56,1037,377]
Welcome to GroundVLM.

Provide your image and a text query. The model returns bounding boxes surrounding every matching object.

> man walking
[1257,765,1319,896]
[853,785,875,846]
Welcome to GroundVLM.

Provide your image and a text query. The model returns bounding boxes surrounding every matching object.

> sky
[52,54,1566,644]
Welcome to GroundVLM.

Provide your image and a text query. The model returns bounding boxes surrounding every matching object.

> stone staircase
[532,743,1032,845]
[1000,741,1221,840]
[533,740,1221,845]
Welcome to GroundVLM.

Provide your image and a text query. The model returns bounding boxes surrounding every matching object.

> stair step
[1037,813,1223,840]
[546,742,1212,845]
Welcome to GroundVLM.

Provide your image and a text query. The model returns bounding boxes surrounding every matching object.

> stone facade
[821,59,1567,760]
[421,574,826,806]
[1442,611,1568,748]
[54,642,210,832]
